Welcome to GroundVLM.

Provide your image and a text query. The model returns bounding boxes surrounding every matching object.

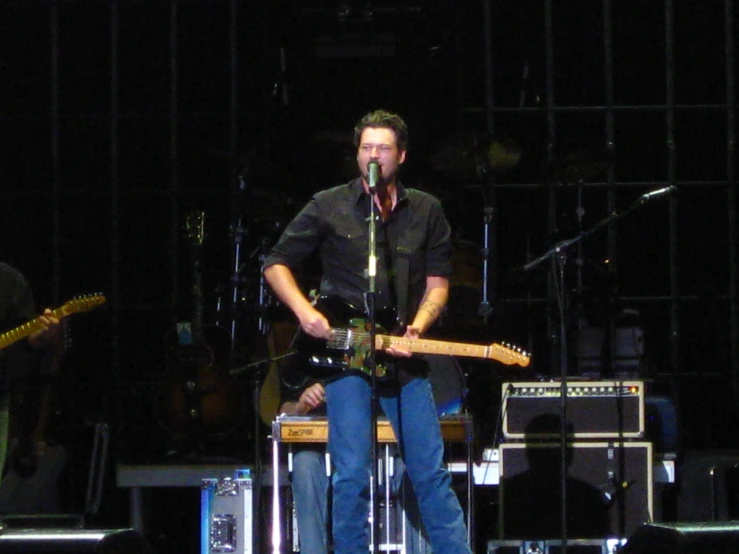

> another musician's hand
[385,326,420,358]
[28,309,62,352]
[299,307,333,340]
[297,383,326,414]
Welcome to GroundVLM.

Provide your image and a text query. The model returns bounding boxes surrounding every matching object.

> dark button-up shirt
[0,263,40,392]
[264,178,453,387]
[263,178,453,319]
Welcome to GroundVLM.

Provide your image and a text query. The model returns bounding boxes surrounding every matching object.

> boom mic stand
[522,185,675,553]
[479,206,495,323]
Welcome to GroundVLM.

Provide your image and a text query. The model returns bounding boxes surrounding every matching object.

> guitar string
[331,329,526,362]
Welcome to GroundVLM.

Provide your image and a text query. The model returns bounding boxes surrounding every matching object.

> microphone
[367,160,380,193]
[638,185,676,203]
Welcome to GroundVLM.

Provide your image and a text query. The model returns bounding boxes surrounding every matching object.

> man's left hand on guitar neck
[384,325,420,358]
[385,275,449,358]
[27,308,62,353]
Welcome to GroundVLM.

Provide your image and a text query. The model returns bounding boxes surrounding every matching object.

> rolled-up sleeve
[262,197,323,272]
[424,198,453,278]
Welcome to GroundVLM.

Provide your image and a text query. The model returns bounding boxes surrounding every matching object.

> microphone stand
[522,187,672,553]
[479,206,494,322]
[364,164,381,554]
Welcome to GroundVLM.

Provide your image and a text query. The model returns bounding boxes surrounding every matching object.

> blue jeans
[291,445,431,554]
[392,453,431,554]
[292,447,330,554]
[326,375,471,554]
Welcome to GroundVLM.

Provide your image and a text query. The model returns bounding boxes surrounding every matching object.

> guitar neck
[0,295,104,353]
[0,305,77,350]
[376,335,491,360]
[0,306,65,350]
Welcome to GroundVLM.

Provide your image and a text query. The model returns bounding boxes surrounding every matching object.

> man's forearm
[411,276,449,335]
[264,264,314,318]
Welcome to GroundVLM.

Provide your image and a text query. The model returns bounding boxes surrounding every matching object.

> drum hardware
[479,206,494,324]
[155,211,246,446]
[200,169,292,554]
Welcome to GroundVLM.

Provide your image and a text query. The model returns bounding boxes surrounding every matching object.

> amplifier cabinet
[201,476,253,554]
[502,381,645,439]
[499,441,653,541]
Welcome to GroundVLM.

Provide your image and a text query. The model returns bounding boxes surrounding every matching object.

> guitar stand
[84,422,110,522]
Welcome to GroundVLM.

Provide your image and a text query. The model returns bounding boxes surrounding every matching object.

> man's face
[356,127,406,188]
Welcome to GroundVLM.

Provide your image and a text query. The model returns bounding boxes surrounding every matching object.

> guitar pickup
[309,355,348,371]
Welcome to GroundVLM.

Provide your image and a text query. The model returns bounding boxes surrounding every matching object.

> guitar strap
[393,197,412,329]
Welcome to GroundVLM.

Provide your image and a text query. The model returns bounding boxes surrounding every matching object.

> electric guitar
[297,295,531,379]
[0,295,106,351]
[0,316,76,513]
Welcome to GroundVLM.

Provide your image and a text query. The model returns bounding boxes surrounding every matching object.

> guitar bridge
[327,329,353,350]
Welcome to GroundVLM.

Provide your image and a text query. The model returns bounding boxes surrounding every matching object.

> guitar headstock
[185,211,206,246]
[59,294,106,318]
[489,342,531,367]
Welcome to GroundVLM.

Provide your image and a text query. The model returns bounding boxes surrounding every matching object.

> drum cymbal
[450,239,483,288]
[431,132,522,177]
[487,135,523,171]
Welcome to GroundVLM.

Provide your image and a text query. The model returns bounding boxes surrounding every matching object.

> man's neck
[362,179,397,201]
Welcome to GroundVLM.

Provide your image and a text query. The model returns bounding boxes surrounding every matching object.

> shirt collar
[349,177,409,207]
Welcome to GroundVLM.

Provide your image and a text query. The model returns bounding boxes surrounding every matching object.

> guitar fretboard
[377,336,491,359]
[0,307,66,350]
[0,296,105,351]
[329,320,529,367]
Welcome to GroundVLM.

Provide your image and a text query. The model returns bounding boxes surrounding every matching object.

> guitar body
[0,324,74,515]
[296,295,399,380]
[157,324,244,437]
[0,441,67,514]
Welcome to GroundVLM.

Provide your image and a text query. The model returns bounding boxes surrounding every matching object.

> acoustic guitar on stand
[156,211,245,442]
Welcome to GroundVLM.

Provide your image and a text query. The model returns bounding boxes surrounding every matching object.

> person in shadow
[501,413,612,539]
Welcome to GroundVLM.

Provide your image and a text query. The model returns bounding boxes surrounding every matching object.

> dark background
[1,0,737,551]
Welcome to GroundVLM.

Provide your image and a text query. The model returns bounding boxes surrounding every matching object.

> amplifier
[498,441,653,540]
[501,381,645,439]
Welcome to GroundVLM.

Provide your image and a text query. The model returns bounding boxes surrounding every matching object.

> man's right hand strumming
[297,306,333,340]
[263,264,333,340]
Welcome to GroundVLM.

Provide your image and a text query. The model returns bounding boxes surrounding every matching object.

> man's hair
[353,110,408,151]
